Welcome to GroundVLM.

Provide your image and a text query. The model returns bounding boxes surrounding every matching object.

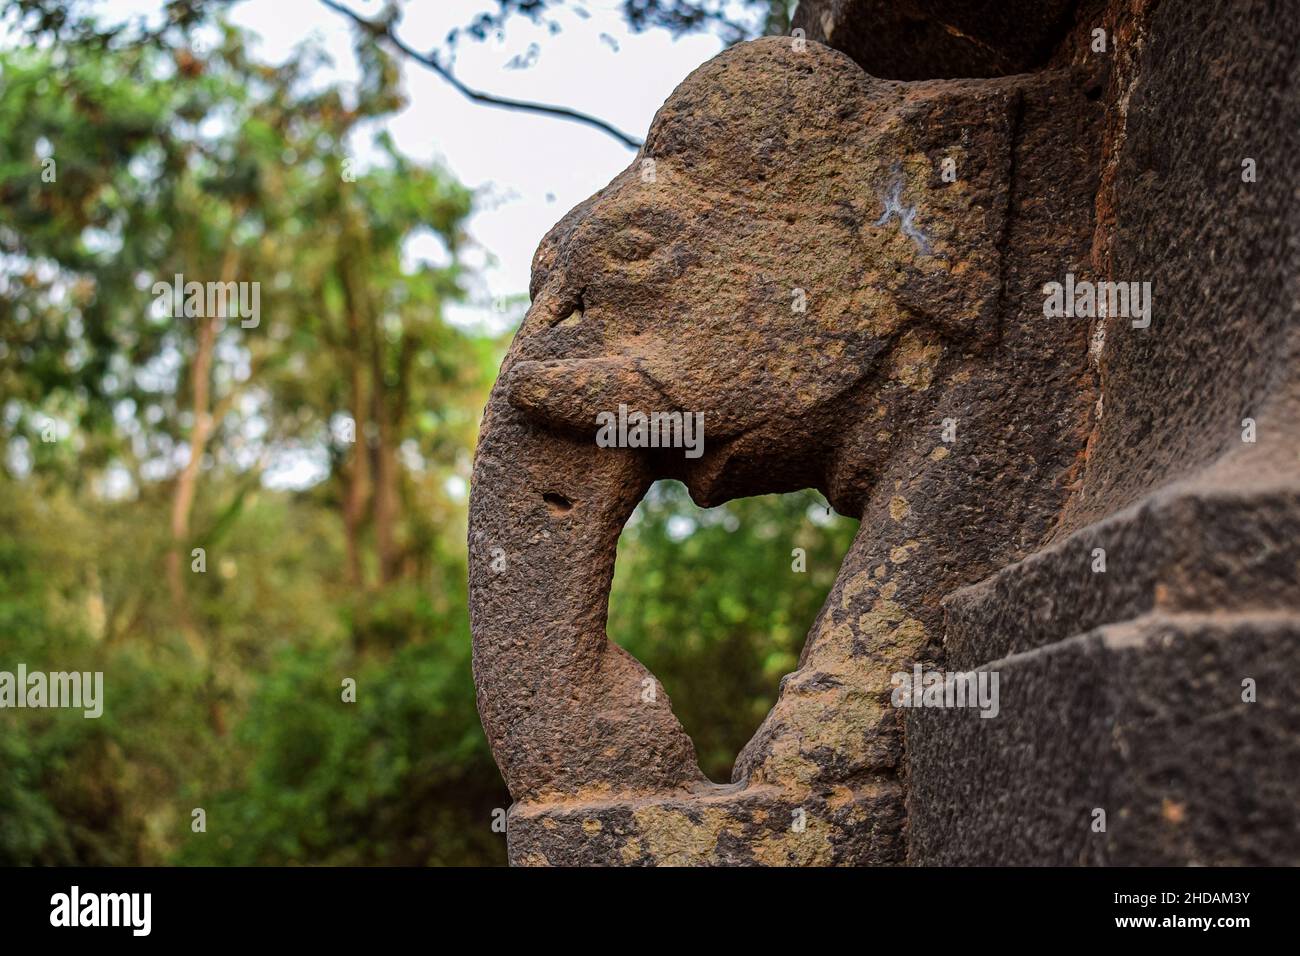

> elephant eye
[610,228,657,261]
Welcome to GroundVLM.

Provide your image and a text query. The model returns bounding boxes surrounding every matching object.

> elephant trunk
[468,374,705,803]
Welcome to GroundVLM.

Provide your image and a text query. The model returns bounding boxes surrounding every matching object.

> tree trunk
[341,279,371,589]
[167,241,239,663]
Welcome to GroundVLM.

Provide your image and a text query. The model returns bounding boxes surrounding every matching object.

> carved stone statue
[471,2,1300,865]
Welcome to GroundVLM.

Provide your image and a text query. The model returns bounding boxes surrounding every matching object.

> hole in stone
[543,492,573,515]
[550,289,586,328]
[608,480,858,784]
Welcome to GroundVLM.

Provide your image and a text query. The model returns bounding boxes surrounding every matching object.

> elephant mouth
[503,356,694,440]
[503,355,715,477]
[501,355,817,505]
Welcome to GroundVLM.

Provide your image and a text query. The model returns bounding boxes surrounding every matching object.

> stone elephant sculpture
[469,36,1100,865]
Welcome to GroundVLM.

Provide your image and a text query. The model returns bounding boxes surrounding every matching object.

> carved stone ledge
[908,609,1300,865]
[507,780,904,866]
[909,464,1300,865]
[943,480,1300,670]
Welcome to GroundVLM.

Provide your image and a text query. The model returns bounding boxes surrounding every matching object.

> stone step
[942,481,1300,670]
[907,609,1299,865]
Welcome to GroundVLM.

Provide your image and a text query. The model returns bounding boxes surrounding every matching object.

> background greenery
[0,0,851,867]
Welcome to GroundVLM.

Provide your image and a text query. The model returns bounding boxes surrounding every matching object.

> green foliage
[175,618,503,866]
[0,478,212,865]
[0,18,509,866]
[610,482,857,782]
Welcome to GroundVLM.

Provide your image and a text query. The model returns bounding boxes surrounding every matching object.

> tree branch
[320,0,644,150]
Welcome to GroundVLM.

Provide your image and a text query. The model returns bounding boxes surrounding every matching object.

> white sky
[93,0,729,331]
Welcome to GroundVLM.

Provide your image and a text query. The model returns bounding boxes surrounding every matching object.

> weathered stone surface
[943,482,1300,671]
[904,0,1300,867]
[469,0,1300,865]
[507,781,905,866]
[1049,0,1300,533]
[792,0,1076,80]
[908,611,1300,866]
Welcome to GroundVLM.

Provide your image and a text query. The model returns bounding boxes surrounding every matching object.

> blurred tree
[1,14,507,864]
[446,0,795,46]
[324,0,796,148]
